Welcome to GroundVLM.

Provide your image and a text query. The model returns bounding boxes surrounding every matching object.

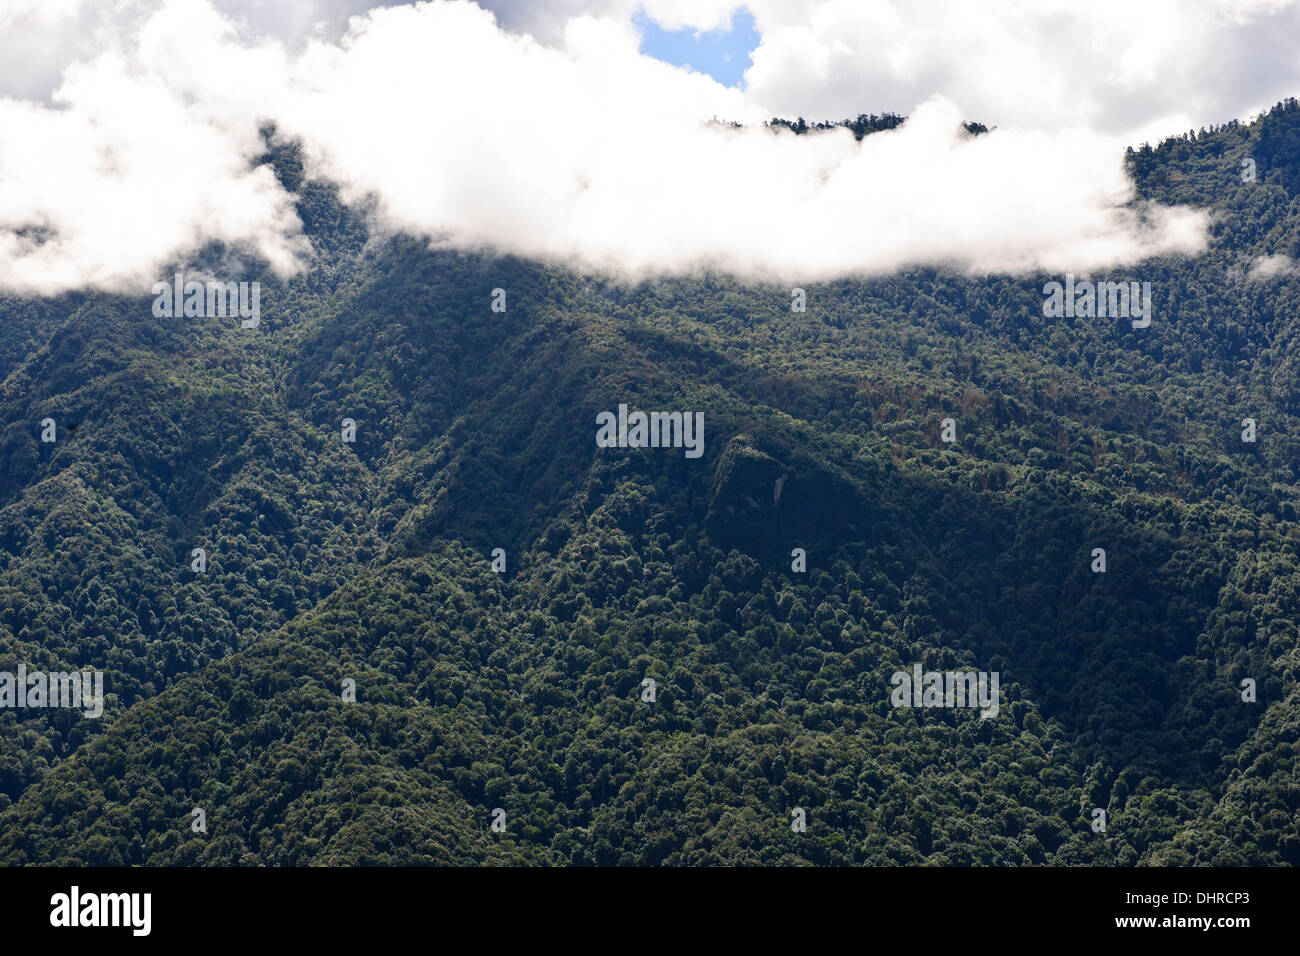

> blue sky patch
[634,6,759,88]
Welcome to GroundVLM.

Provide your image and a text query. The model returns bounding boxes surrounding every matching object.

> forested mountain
[0,101,1298,865]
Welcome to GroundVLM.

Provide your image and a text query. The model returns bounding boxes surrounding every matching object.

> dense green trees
[0,103,1297,864]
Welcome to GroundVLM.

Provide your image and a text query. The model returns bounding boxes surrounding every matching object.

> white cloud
[0,32,306,295]
[740,0,1300,144]
[0,0,1231,295]
[1248,254,1300,279]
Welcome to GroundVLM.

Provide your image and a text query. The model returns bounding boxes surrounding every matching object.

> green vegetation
[0,103,1297,865]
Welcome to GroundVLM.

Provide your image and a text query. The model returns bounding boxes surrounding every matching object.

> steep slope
[0,105,1298,863]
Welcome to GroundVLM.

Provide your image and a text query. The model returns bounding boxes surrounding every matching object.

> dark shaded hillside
[0,102,1298,864]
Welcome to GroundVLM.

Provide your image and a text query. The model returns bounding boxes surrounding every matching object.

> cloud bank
[0,0,1222,295]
